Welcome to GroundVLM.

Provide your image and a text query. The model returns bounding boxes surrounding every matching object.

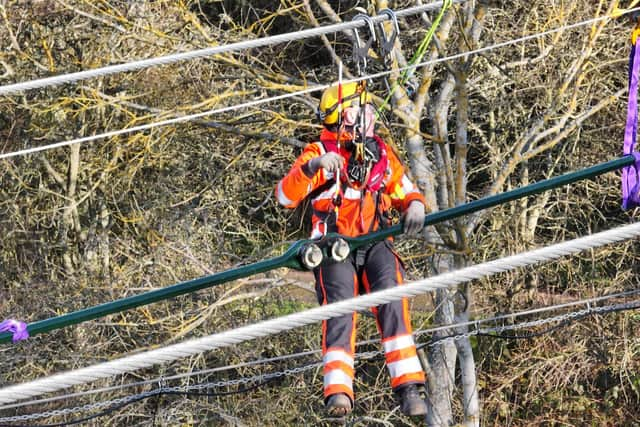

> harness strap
[311,139,392,235]
[355,245,369,268]
[311,180,347,235]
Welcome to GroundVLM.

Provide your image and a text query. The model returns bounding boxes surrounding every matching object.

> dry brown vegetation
[1,0,639,426]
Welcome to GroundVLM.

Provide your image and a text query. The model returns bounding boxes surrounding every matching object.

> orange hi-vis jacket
[276,129,426,238]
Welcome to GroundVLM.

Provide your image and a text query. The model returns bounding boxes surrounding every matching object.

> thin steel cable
[43,288,636,404]
[414,288,640,339]
[1,6,638,160]
[0,1,465,97]
[0,349,323,411]
[5,288,638,412]
[1,298,637,424]
[0,221,639,405]
[0,85,322,160]
[0,364,322,424]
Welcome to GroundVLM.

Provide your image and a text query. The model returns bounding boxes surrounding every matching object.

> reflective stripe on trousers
[314,241,425,399]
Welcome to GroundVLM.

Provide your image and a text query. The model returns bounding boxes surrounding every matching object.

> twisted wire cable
[1,6,637,159]
[0,221,638,405]
[0,1,465,97]
[1,297,638,424]
[2,288,638,412]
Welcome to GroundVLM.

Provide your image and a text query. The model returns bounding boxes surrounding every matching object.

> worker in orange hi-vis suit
[275,81,429,418]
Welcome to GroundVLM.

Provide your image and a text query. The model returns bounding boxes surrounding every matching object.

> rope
[1,221,639,405]
[0,2,465,97]
[376,0,452,115]
[2,7,638,160]
[1,297,638,424]
[2,288,637,413]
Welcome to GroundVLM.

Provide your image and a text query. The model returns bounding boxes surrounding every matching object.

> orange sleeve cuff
[275,143,325,208]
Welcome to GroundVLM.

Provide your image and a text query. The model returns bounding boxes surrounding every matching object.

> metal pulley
[299,237,351,269]
[299,243,323,269]
[330,238,350,262]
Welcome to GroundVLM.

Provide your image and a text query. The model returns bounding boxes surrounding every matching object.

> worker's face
[341,104,375,138]
[342,106,359,127]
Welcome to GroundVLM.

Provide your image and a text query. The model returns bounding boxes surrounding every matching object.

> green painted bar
[0,240,306,345]
[1,156,632,344]
[347,155,635,248]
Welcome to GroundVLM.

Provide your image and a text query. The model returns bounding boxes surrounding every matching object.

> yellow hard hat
[318,82,372,125]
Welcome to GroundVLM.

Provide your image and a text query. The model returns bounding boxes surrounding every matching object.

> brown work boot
[396,384,428,416]
[325,393,352,417]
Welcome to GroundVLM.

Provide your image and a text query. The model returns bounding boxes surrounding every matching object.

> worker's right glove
[403,200,425,236]
[308,152,345,174]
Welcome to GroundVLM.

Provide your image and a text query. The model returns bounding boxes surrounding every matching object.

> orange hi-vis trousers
[313,241,425,402]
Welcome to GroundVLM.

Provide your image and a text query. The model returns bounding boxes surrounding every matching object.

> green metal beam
[1,156,632,344]
[345,155,634,249]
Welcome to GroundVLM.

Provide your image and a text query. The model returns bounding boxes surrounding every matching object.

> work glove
[308,152,345,174]
[403,200,425,236]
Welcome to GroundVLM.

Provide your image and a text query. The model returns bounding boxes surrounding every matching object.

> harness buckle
[354,243,375,269]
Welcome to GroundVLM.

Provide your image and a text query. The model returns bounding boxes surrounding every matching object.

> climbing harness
[622,15,640,209]
[315,12,376,237]
[346,13,378,192]
[311,14,380,246]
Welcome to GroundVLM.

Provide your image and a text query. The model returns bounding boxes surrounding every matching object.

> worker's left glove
[403,201,425,236]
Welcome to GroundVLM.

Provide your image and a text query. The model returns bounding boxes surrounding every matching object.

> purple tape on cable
[0,319,29,343]
[623,39,640,210]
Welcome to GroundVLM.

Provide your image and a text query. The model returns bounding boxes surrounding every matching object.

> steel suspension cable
[1,221,639,405]
[0,1,466,97]
[1,296,638,423]
[1,7,637,160]
[2,289,637,412]
[0,155,632,345]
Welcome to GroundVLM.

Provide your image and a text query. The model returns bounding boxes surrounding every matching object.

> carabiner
[376,8,399,63]
[352,13,376,75]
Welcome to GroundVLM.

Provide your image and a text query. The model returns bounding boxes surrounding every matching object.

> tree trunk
[455,279,480,426]
[426,284,456,426]
[61,143,81,274]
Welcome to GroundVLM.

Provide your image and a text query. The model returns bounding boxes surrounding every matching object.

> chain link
[0,390,160,422]
[1,300,636,424]
[0,364,324,423]
[417,300,640,348]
